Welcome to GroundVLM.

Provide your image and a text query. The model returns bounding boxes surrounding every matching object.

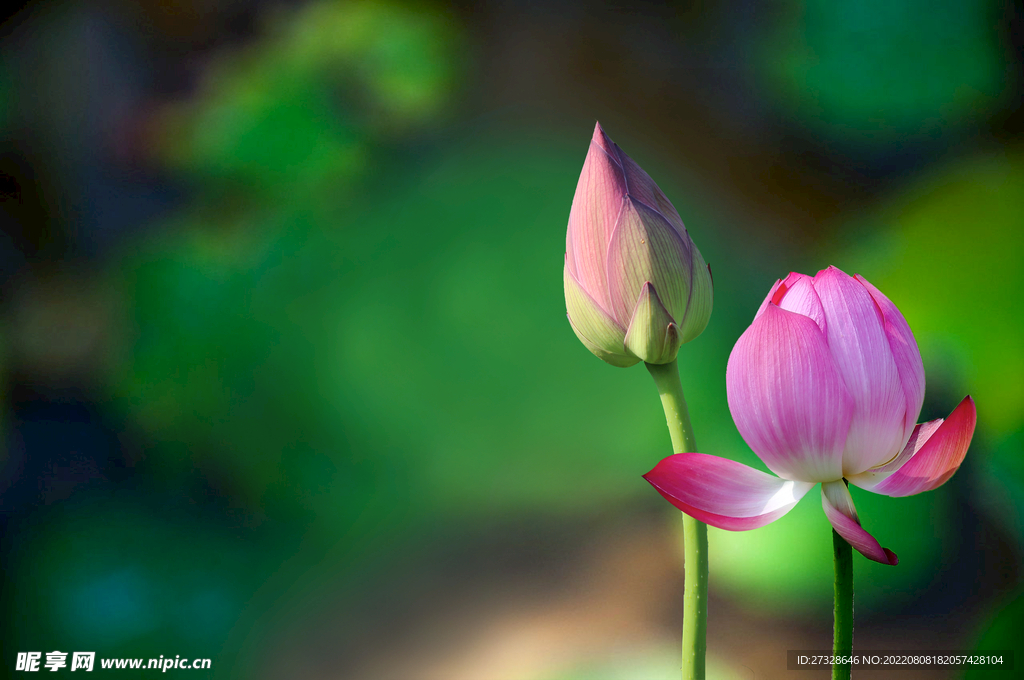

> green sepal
[624,282,681,365]
[564,263,640,368]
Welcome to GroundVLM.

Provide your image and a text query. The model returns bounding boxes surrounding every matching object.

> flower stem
[646,359,707,680]
[832,528,854,680]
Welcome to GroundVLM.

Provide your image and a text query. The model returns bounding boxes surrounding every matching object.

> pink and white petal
[821,480,859,520]
[854,274,926,449]
[865,396,977,497]
[812,266,907,474]
[643,453,814,530]
[727,305,852,482]
[566,123,628,309]
[846,418,943,492]
[821,483,898,565]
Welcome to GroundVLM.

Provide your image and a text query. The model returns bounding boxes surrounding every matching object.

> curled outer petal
[643,453,814,530]
[821,481,898,565]
[848,396,976,497]
[726,304,852,483]
[813,266,907,475]
[564,260,639,367]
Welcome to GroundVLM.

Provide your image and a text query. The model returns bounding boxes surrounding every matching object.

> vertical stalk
[646,359,707,680]
[832,528,853,680]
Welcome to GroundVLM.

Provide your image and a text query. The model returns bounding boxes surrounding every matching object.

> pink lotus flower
[643,266,977,564]
[564,123,713,366]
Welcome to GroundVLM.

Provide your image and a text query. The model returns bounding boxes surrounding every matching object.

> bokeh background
[0,1,1022,678]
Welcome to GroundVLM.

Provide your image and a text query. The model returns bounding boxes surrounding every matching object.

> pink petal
[858,396,977,497]
[586,124,694,247]
[778,273,828,333]
[726,304,852,482]
[754,277,783,319]
[605,198,694,328]
[643,453,814,530]
[821,482,898,565]
[854,274,926,450]
[566,123,628,310]
[616,152,691,241]
[755,272,827,334]
[845,418,943,491]
[812,266,907,474]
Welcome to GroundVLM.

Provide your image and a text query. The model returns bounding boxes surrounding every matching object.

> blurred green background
[0,1,1021,678]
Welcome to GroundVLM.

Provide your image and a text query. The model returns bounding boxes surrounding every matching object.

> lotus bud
[563,122,713,366]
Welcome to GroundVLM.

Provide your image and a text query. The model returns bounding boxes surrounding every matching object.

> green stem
[646,359,707,680]
[832,528,853,680]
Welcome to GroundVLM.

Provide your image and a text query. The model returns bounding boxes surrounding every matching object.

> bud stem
[646,359,707,680]
[832,527,854,680]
